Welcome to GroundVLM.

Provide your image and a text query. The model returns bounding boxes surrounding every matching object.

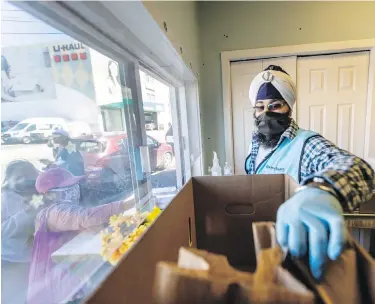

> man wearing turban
[246,65,375,280]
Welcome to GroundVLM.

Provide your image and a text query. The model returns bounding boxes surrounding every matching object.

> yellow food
[119,243,129,254]
[108,250,121,265]
[146,207,161,223]
[100,206,162,265]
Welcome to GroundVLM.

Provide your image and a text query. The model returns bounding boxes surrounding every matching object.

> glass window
[26,124,36,132]
[1,4,152,304]
[101,108,125,132]
[1,2,191,302]
[146,92,156,101]
[9,122,28,131]
[139,70,178,206]
[77,140,106,154]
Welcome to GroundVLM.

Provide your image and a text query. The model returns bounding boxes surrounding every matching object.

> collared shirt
[246,119,375,211]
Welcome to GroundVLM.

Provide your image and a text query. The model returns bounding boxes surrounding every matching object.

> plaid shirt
[246,119,375,211]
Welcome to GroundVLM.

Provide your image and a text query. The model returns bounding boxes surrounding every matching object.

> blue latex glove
[276,187,347,280]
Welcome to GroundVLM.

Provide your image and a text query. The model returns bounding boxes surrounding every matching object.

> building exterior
[139,70,171,132]
[2,39,170,135]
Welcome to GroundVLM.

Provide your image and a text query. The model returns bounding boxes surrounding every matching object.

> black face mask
[255,112,291,136]
[13,179,37,196]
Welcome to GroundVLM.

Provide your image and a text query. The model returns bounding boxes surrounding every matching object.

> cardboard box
[87,175,297,303]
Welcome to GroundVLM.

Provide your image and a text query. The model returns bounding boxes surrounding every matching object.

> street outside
[1,140,177,193]
[1,143,51,179]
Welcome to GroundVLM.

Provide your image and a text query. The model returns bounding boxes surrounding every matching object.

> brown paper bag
[153,246,314,304]
[252,222,375,304]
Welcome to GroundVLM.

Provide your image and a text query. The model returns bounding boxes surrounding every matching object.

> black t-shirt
[56,148,84,176]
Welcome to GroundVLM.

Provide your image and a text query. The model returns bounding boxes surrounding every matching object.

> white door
[230,56,296,174]
[297,52,369,157]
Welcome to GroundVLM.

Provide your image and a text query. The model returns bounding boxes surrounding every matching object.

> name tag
[265,165,285,172]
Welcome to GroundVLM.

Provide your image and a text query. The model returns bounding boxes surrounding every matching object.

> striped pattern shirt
[246,119,375,211]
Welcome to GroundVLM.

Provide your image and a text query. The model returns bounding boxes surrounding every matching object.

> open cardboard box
[87,174,298,303]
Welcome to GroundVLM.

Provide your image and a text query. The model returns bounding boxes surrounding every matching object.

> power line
[2,19,41,23]
[1,15,38,18]
[1,32,64,35]
[1,16,40,20]
[1,18,41,23]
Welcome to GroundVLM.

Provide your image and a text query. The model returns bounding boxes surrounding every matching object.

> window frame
[10,1,203,301]
[14,1,199,180]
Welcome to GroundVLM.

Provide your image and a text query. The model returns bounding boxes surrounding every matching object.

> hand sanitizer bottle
[224,162,233,176]
[211,151,222,176]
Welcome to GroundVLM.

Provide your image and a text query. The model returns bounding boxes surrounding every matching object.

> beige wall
[143,1,375,170]
[198,1,375,169]
[143,1,201,78]
[143,1,204,175]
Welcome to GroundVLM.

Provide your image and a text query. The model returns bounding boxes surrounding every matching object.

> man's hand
[276,187,347,280]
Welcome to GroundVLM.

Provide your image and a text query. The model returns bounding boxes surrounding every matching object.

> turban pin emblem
[262,71,274,83]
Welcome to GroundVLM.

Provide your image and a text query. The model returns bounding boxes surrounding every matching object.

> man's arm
[300,135,375,211]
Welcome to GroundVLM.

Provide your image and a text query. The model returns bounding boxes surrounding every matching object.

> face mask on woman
[2,160,38,197]
[12,179,38,196]
[44,184,81,205]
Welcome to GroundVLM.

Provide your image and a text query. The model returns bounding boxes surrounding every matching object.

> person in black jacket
[41,129,84,176]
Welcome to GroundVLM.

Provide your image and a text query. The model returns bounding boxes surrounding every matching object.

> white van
[2,117,94,144]
[2,117,67,144]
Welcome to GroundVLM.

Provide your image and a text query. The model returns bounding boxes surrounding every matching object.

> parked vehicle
[1,117,94,144]
[2,117,66,144]
[75,134,132,197]
[1,120,19,133]
[1,120,19,144]
[75,133,174,172]
[147,135,174,170]
[43,133,174,201]
[69,133,173,201]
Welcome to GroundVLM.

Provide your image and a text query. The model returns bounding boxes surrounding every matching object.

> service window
[1,4,143,304]
[1,2,191,303]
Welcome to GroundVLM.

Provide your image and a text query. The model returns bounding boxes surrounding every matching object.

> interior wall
[143,1,203,175]
[143,1,201,78]
[198,1,375,170]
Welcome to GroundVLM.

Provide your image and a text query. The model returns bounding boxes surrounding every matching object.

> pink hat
[36,167,84,194]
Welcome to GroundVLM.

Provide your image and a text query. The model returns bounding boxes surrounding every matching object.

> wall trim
[221,38,375,170]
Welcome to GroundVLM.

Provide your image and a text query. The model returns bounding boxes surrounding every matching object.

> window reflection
[1,3,141,303]
[139,70,178,208]
[1,2,183,303]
